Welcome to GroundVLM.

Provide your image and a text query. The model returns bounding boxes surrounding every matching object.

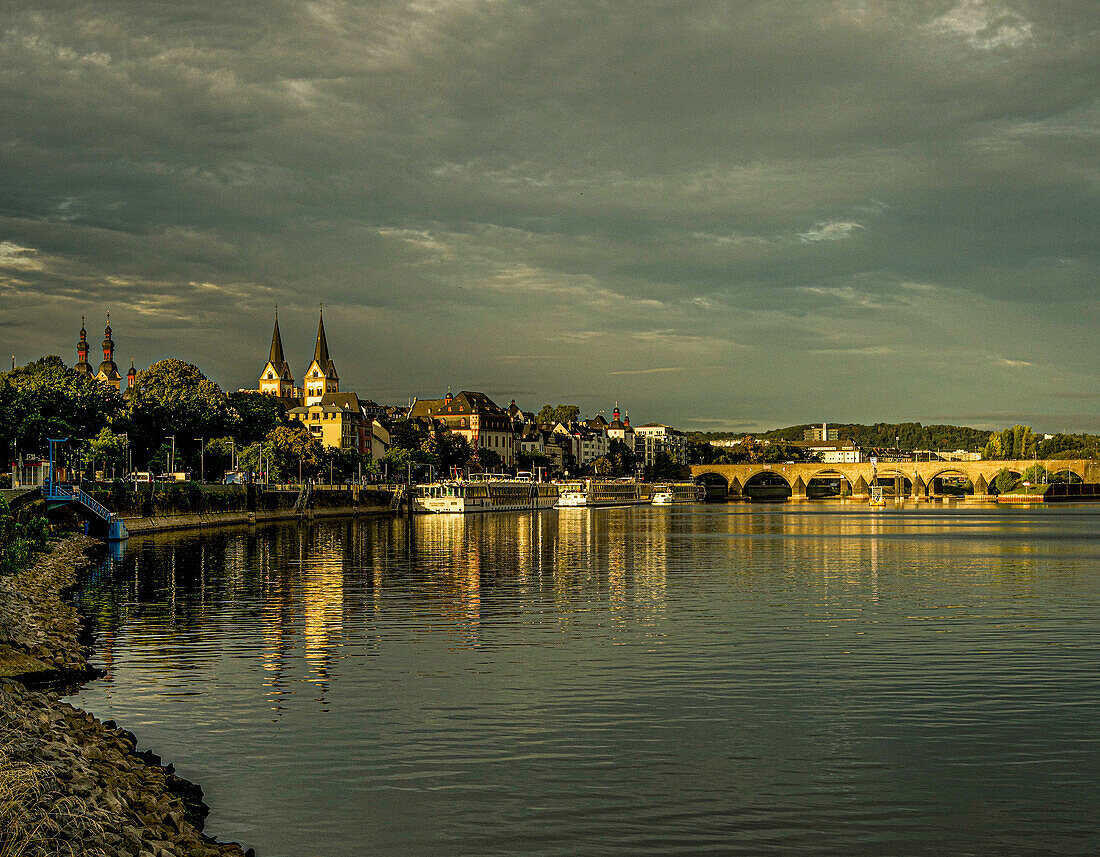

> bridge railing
[44,481,116,523]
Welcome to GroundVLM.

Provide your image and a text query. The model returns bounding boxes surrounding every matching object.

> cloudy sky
[1,0,1097,432]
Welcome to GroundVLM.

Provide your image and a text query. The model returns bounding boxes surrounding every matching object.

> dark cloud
[1,0,1097,431]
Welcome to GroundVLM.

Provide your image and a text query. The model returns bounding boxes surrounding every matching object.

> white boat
[414,474,559,513]
[652,482,706,504]
[556,479,655,507]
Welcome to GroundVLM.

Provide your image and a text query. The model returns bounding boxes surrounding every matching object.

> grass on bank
[0,739,93,857]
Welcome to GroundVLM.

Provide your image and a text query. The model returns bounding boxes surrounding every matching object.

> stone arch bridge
[689,459,1099,501]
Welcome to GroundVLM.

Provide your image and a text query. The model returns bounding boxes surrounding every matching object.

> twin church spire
[258,306,339,404]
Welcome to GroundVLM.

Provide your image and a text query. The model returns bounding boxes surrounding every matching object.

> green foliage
[704,439,822,465]
[320,446,367,483]
[747,422,991,452]
[80,428,127,476]
[229,391,290,445]
[263,425,322,481]
[204,437,236,479]
[0,356,122,460]
[0,496,50,577]
[590,439,636,477]
[117,359,239,469]
[983,425,1038,460]
[1022,463,1048,484]
[649,449,683,479]
[1037,433,1099,460]
[993,468,1020,494]
[471,448,503,471]
[517,450,551,472]
[536,404,580,426]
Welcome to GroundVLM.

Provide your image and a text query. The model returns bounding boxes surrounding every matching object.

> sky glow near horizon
[1,0,1097,433]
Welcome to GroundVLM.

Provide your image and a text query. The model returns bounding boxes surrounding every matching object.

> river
[69,504,1100,856]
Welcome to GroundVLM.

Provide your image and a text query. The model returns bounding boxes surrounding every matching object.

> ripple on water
[68,506,1100,857]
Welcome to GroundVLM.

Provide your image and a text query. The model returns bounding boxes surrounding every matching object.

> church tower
[95,313,122,391]
[74,317,93,376]
[258,308,295,398]
[303,307,339,406]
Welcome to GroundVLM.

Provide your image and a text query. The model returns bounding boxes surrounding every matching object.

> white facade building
[634,423,690,466]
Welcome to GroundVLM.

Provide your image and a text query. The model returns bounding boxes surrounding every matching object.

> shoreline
[0,534,255,857]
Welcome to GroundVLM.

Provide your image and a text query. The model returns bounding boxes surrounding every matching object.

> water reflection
[70,506,1100,857]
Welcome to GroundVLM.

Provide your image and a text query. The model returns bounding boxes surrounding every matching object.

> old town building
[408,390,516,467]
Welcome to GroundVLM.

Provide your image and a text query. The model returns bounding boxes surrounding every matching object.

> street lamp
[194,438,204,483]
[165,435,175,476]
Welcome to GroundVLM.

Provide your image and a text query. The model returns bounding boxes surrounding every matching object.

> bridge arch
[805,469,852,499]
[742,470,793,501]
[924,467,977,497]
[1050,467,1084,483]
[694,471,730,501]
[872,469,913,498]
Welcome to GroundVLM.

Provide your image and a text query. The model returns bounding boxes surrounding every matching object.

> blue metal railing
[44,481,117,524]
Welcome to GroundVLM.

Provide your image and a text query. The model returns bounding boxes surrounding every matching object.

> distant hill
[689,422,992,451]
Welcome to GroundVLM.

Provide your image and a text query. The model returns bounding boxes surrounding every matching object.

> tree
[1038,433,1100,460]
[204,437,236,478]
[436,431,472,473]
[0,356,122,460]
[470,448,503,472]
[263,425,322,481]
[536,404,580,426]
[229,391,289,445]
[590,439,636,477]
[82,428,127,479]
[321,446,366,483]
[993,468,1019,494]
[649,449,683,480]
[1022,463,1048,485]
[984,425,1037,460]
[118,360,239,469]
[517,450,551,472]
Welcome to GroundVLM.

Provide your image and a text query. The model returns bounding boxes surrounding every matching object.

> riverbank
[0,535,253,856]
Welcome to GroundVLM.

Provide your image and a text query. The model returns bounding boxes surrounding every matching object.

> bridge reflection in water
[691,458,1098,502]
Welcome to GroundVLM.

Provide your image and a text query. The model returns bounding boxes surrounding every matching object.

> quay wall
[123,503,392,534]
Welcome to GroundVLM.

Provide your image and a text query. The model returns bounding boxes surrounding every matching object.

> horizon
[2,2,1097,434]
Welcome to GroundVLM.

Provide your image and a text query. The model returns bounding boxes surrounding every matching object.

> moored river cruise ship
[556,479,655,507]
[414,474,560,513]
[652,482,706,504]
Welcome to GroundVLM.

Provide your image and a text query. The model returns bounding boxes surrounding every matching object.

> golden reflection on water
[83,506,1093,713]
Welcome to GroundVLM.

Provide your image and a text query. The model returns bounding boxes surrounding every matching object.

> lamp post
[194,438,204,483]
[165,435,175,476]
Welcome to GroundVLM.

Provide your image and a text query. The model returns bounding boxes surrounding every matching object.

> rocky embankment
[0,536,254,857]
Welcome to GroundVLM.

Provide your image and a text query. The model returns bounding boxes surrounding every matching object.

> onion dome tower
[74,317,93,375]
[303,305,339,405]
[258,306,295,398]
[127,359,137,388]
[95,312,122,391]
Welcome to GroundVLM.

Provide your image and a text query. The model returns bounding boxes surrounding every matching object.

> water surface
[70,505,1100,856]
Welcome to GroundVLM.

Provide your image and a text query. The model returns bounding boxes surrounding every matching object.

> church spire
[258,306,294,398]
[74,316,92,375]
[313,304,331,368]
[303,304,338,405]
[269,306,287,368]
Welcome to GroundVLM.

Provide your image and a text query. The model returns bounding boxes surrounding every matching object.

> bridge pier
[791,476,807,502]
[727,476,743,501]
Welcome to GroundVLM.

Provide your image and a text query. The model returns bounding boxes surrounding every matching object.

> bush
[993,468,1020,494]
[0,497,50,577]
